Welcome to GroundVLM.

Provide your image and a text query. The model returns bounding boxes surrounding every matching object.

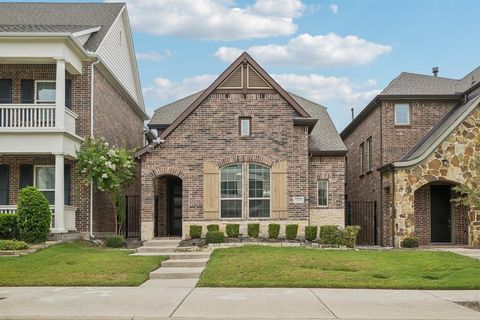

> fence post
[125,196,129,238]
[374,201,378,245]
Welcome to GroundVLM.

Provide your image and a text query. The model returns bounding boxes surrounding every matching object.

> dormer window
[239,117,251,136]
[395,103,410,125]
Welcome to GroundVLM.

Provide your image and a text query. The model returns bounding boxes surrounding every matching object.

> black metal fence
[345,201,377,245]
[123,195,140,238]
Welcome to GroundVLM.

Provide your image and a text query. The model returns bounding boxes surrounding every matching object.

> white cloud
[118,0,303,40]
[214,33,392,67]
[329,4,338,14]
[136,49,172,62]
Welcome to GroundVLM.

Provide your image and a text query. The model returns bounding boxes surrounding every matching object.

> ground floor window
[34,165,55,204]
[317,180,329,207]
[220,163,271,219]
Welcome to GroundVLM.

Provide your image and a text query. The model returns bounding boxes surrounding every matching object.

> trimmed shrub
[285,224,298,240]
[226,224,240,238]
[268,224,280,239]
[402,237,419,248]
[105,235,125,248]
[247,223,260,238]
[206,231,225,244]
[0,240,29,250]
[207,224,219,232]
[345,226,361,248]
[189,225,202,239]
[0,214,18,240]
[17,186,51,244]
[320,225,342,245]
[304,226,318,241]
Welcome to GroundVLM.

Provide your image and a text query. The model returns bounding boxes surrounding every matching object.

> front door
[430,185,451,243]
[168,178,182,236]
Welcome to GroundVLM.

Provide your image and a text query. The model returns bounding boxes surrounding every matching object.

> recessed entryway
[154,175,183,237]
[430,185,452,243]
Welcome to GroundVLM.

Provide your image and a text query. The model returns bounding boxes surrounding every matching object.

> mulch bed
[457,302,480,312]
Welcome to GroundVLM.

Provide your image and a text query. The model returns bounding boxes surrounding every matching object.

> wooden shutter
[64,164,71,205]
[271,161,288,219]
[21,80,34,103]
[65,79,72,109]
[0,165,9,205]
[0,79,12,103]
[203,162,219,219]
[19,165,33,189]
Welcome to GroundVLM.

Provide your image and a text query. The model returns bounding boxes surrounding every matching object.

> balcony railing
[0,205,77,232]
[0,104,56,128]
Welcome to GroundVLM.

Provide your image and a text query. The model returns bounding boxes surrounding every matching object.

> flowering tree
[77,137,136,234]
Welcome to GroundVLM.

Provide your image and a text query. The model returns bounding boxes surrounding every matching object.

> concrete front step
[136,246,178,253]
[149,267,205,279]
[161,258,209,268]
[143,239,181,247]
[132,251,211,259]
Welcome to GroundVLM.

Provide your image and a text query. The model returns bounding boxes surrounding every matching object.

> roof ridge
[399,71,459,81]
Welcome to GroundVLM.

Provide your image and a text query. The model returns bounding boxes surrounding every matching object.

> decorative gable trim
[159,52,310,140]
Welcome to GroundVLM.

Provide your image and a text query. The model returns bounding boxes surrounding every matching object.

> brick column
[141,173,155,241]
[393,171,415,248]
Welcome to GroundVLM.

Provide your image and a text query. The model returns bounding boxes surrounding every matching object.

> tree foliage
[453,157,480,209]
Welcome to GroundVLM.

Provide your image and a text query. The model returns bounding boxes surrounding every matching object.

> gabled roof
[158,52,310,140]
[0,2,124,51]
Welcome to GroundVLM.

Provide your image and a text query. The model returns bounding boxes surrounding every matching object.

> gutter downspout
[89,58,100,239]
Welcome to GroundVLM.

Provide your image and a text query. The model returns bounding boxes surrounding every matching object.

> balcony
[0,205,77,232]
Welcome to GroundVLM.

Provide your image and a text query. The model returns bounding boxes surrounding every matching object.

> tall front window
[248,164,270,218]
[359,142,365,174]
[366,137,372,171]
[34,166,55,204]
[220,164,242,218]
[36,81,56,103]
[239,117,251,136]
[395,103,410,125]
[317,180,328,207]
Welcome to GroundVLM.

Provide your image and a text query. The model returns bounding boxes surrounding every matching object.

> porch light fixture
[442,159,449,166]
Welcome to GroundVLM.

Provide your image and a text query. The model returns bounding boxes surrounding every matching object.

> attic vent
[219,66,243,89]
[247,65,271,88]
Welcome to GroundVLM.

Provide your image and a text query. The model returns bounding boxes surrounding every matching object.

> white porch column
[55,59,65,129]
[54,153,65,232]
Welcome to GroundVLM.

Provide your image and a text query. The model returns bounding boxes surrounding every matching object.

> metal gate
[345,201,377,245]
[123,195,140,238]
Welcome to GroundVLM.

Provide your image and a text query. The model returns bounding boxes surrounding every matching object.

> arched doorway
[154,175,182,237]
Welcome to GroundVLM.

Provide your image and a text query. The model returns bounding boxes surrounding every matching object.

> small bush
[320,225,342,245]
[285,224,298,240]
[0,240,29,250]
[206,231,225,243]
[17,186,51,244]
[247,223,260,238]
[189,225,202,239]
[207,224,219,232]
[344,225,361,248]
[268,224,280,239]
[402,237,419,248]
[0,214,18,240]
[226,224,240,238]
[105,235,125,248]
[304,226,318,241]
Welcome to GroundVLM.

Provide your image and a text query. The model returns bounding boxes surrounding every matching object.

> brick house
[342,66,480,247]
[137,53,347,240]
[0,3,148,237]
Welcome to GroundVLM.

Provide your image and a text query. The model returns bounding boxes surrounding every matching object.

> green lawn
[0,242,165,286]
[198,246,480,289]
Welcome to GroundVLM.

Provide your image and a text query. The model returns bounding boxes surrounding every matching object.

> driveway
[0,285,479,319]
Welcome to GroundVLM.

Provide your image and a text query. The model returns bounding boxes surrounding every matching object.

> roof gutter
[292,118,318,133]
[310,150,348,156]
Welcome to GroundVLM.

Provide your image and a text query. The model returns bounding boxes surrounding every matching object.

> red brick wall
[308,155,345,209]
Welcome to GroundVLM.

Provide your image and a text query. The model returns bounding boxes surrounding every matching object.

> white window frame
[34,80,56,104]
[394,103,410,125]
[33,165,55,205]
[317,180,329,207]
[247,163,271,219]
[240,117,251,136]
[219,163,243,219]
[359,142,365,174]
[366,137,372,172]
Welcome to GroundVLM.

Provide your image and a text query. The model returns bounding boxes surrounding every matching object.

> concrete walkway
[0,286,479,319]
[434,247,480,260]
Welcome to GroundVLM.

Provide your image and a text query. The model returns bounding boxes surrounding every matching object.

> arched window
[220,164,242,218]
[248,164,270,218]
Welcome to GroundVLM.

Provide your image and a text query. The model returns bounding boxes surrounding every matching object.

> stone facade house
[342,66,480,247]
[138,53,347,240]
[0,3,148,237]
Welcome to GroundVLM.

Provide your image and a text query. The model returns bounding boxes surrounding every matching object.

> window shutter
[65,79,72,109]
[0,79,12,104]
[19,165,33,189]
[203,162,219,219]
[0,165,9,205]
[21,80,34,103]
[64,164,71,205]
[271,161,288,219]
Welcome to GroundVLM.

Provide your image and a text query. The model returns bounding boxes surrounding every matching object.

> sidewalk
[1,284,479,319]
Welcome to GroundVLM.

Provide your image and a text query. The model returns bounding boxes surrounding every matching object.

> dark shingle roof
[149,91,346,152]
[0,2,124,51]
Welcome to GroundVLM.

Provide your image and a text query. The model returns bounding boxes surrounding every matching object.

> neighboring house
[342,66,480,247]
[137,52,347,240]
[0,3,148,237]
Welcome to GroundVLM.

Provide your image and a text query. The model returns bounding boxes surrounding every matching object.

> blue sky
[6,0,480,130]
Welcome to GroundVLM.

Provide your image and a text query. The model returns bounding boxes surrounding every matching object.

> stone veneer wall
[393,107,480,247]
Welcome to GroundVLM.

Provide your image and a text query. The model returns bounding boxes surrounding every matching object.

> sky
[5,0,480,131]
